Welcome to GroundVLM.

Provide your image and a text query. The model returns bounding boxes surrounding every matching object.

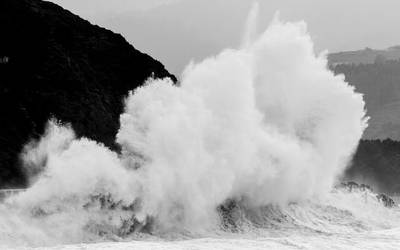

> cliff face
[0,0,176,188]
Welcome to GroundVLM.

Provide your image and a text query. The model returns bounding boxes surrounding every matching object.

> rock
[338,181,360,192]
[376,193,396,208]
[338,181,396,208]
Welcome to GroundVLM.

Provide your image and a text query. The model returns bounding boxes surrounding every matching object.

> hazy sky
[50,0,400,75]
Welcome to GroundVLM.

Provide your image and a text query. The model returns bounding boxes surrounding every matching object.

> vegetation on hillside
[332,59,400,140]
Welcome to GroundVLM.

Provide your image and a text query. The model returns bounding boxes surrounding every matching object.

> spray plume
[0,6,367,245]
[242,2,259,47]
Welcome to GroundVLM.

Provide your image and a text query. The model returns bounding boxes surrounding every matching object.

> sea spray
[116,16,367,228]
[0,12,368,246]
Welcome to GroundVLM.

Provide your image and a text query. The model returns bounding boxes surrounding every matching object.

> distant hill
[328,46,400,66]
[331,58,400,140]
[0,0,175,188]
[328,46,400,195]
[331,48,400,194]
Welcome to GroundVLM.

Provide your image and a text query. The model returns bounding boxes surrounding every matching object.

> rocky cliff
[0,0,176,188]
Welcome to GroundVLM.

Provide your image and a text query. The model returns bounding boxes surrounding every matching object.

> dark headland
[0,0,176,188]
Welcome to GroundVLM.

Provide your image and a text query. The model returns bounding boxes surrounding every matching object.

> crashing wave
[0,7,372,248]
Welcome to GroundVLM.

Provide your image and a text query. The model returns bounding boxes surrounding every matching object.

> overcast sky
[50,0,400,75]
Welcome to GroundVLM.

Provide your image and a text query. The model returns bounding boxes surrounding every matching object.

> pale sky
[50,0,400,75]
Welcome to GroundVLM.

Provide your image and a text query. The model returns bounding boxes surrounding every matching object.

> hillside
[328,46,400,66]
[332,59,400,140]
[330,49,400,194]
[0,0,176,188]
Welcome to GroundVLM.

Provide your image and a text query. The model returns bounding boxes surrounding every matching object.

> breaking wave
[1,7,392,249]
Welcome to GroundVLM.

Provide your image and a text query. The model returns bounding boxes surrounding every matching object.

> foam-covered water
[3,189,400,249]
[1,6,398,250]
